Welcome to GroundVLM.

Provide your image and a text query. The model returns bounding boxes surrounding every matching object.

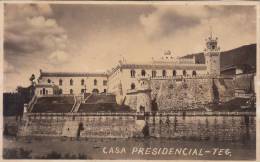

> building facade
[35,35,221,102]
[37,71,108,96]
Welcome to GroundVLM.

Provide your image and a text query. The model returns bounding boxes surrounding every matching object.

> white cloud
[48,50,69,64]
[27,16,57,28]
[3,4,256,92]
[4,4,70,91]
[138,5,256,54]
[4,61,17,74]
[5,4,69,57]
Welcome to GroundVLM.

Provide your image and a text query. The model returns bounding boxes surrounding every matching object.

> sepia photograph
[2,1,258,160]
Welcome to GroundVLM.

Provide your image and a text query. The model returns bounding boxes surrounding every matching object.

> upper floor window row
[57,78,106,86]
[129,69,196,77]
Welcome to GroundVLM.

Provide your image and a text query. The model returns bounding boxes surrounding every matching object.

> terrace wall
[18,113,144,138]
[17,112,255,139]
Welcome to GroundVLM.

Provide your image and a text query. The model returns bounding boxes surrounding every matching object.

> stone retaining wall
[150,78,235,111]
[17,112,255,138]
[146,115,256,141]
[18,114,144,138]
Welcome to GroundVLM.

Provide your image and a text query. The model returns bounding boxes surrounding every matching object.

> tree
[29,74,35,85]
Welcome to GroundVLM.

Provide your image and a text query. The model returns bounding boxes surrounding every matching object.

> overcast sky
[4,3,256,92]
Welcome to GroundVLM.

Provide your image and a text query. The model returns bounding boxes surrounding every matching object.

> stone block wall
[125,91,151,112]
[78,116,137,138]
[149,78,236,111]
[124,94,137,111]
[18,118,65,136]
[146,115,255,141]
[18,114,144,138]
[150,79,214,111]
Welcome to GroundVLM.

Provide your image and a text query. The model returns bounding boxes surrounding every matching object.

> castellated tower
[204,34,221,76]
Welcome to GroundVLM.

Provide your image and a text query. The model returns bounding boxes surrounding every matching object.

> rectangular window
[59,79,62,86]
[103,80,107,86]
[81,79,85,85]
[152,70,156,78]
[130,70,135,78]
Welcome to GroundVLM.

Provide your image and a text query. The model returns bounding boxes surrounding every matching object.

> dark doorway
[77,122,84,139]
[59,89,63,95]
[173,70,176,76]
[140,105,145,112]
[183,70,187,76]
[192,70,197,76]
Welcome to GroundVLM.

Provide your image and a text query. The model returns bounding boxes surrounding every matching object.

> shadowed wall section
[149,78,235,111]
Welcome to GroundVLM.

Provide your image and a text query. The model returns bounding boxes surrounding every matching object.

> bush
[3,148,18,159]
[3,148,32,159]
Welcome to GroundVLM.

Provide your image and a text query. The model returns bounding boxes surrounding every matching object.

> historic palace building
[36,35,221,101]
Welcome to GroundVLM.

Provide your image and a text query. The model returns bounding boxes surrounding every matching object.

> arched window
[81,79,84,85]
[94,79,97,86]
[162,70,167,77]
[183,70,187,76]
[173,70,176,76]
[141,70,146,76]
[70,89,73,94]
[152,70,156,78]
[59,79,62,86]
[192,70,197,76]
[130,70,136,78]
[92,89,99,93]
[47,79,51,84]
[139,106,145,113]
[70,79,73,85]
[131,83,135,90]
[81,89,85,94]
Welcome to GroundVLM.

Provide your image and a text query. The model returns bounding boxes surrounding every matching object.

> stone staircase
[27,95,37,112]
[84,93,93,103]
[16,115,30,136]
[71,96,82,112]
